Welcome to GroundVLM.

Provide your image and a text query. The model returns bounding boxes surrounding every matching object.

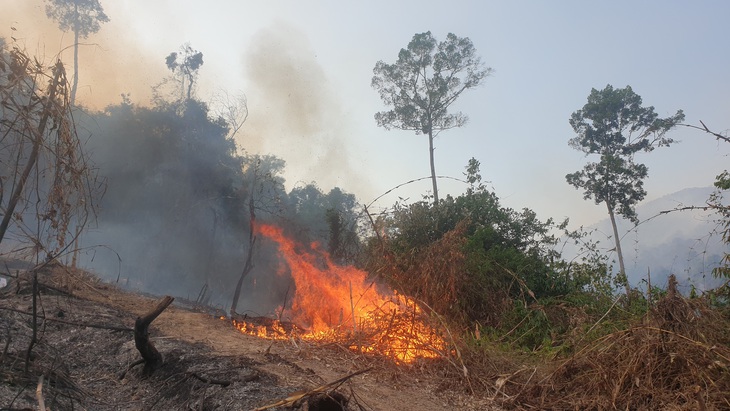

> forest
[0,2,729,410]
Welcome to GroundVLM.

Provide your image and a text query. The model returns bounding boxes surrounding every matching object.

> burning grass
[228,291,448,366]
[505,275,730,410]
[229,223,448,364]
[298,294,447,364]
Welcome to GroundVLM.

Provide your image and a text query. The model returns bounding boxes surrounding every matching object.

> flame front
[231,223,445,363]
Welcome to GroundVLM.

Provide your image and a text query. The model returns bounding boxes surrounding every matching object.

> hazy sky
[2,0,728,229]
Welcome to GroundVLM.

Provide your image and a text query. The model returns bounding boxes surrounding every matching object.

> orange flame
[231,223,445,363]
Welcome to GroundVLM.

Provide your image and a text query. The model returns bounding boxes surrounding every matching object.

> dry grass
[504,275,730,410]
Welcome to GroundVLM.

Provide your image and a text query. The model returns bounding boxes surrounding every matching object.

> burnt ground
[0,264,498,411]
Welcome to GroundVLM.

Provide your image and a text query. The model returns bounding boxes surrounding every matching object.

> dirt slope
[0,265,496,410]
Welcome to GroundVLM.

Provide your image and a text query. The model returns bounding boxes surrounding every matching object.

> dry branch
[36,374,45,411]
[253,367,372,411]
[0,306,133,332]
[681,121,730,143]
[188,372,231,387]
[0,60,65,244]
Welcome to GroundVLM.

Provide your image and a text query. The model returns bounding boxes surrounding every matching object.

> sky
[1,0,729,229]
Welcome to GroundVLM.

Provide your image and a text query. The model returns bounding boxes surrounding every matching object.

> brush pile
[314,297,447,364]
[510,275,730,410]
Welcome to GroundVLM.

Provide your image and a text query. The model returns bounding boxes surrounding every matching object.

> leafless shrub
[0,45,101,262]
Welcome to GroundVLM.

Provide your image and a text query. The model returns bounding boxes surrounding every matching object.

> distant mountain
[566,187,728,293]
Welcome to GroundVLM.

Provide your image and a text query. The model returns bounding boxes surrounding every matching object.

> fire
[230,223,446,363]
[232,317,287,339]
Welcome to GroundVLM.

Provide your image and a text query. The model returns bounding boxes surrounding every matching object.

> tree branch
[681,121,730,144]
[0,305,134,332]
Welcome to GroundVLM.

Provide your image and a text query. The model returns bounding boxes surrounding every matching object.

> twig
[638,326,730,363]
[585,295,623,337]
[410,298,473,393]
[1,330,9,363]
[0,306,133,332]
[361,204,387,257]
[494,261,538,305]
[36,374,46,411]
[252,367,373,411]
[118,359,145,380]
[349,281,360,354]
[24,269,39,373]
[366,175,468,208]
[647,268,652,307]
[189,372,231,387]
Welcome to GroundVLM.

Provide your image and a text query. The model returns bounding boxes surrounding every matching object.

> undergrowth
[442,275,730,410]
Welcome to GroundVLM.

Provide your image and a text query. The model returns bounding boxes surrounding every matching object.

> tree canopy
[45,0,109,105]
[44,0,109,36]
[165,44,204,101]
[566,85,684,222]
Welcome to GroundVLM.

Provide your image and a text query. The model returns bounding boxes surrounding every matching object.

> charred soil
[0,264,496,410]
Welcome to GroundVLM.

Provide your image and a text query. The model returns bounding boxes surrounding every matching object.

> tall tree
[566,85,684,294]
[45,0,109,105]
[165,44,204,101]
[372,31,491,204]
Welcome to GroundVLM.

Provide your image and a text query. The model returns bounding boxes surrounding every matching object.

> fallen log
[134,295,174,376]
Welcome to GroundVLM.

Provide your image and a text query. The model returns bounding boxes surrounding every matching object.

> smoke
[0,0,167,109]
[240,23,373,200]
[1,4,374,199]
[0,5,372,312]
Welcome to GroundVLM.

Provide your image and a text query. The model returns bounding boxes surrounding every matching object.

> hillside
[0,264,496,411]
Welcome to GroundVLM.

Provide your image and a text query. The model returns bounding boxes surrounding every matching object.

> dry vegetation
[503,276,730,410]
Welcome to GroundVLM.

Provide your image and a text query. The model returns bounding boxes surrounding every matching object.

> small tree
[229,155,287,316]
[566,85,684,294]
[372,31,491,204]
[211,90,249,139]
[45,0,109,105]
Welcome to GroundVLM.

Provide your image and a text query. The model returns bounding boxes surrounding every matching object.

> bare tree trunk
[606,201,630,295]
[24,269,39,373]
[71,3,79,106]
[428,130,439,205]
[230,193,256,316]
[0,62,64,244]
[71,225,81,268]
[197,208,218,305]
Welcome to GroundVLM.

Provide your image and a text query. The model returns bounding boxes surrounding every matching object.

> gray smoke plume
[240,23,373,200]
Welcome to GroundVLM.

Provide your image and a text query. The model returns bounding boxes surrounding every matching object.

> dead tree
[133,296,174,376]
[0,59,64,244]
[0,45,101,262]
